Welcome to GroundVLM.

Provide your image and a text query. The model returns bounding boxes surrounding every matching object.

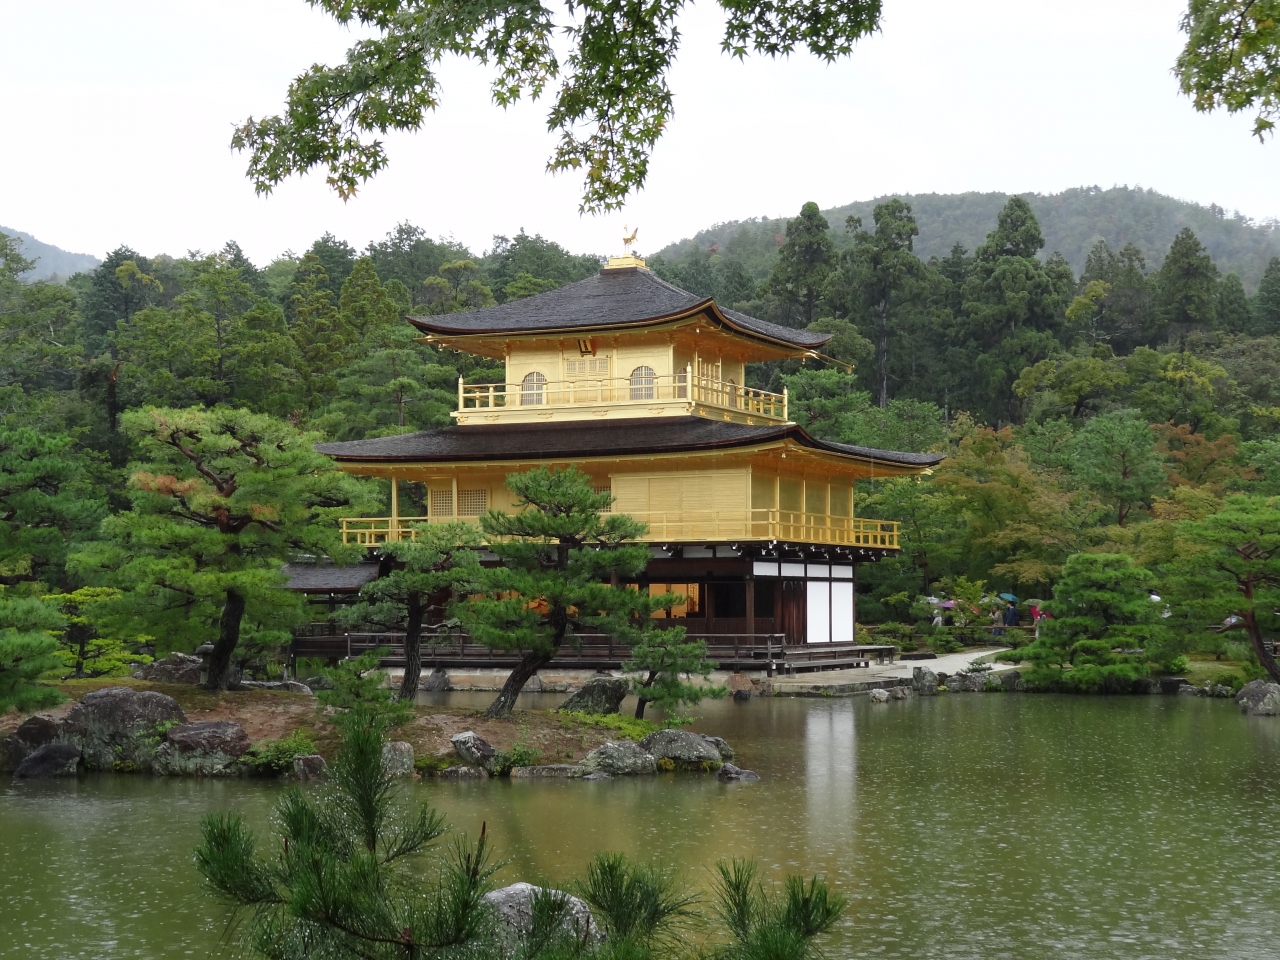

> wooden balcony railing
[339,511,899,549]
[457,369,788,422]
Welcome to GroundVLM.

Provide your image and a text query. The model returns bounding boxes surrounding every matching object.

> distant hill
[0,226,101,281]
[653,187,1280,291]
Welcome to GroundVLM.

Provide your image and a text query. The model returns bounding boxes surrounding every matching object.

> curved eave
[407,301,832,358]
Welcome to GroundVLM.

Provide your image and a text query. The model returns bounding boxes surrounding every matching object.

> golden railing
[340,512,898,549]
[457,370,787,421]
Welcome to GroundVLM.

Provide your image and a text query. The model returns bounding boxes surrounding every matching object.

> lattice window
[457,488,488,516]
[565,357,610,377]
[429,488,454,517]
[521,371,546,405]
[594,484,612,512]
[629,365,656,400]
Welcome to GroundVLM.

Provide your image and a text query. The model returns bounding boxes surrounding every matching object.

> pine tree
[767,202,835,325]
[623,621,726,721]
[1215,273,1252,333]
[449,466,664,719]
[45,586,150,680]
[1168,495,1280,684]
[997,553,1167,692]
[1068,409,1167,525]
[1154,227,1219,341]
[1253,256,1280,334]
[337,520,480,701]
[338,256,399,341]
[0,593,64,712]
[70,408,372,690]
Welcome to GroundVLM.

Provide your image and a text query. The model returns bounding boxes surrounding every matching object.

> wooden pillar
[851,564,858,641]
[389,474,399,541]
[745,576,756,639]
[704,578,715,633]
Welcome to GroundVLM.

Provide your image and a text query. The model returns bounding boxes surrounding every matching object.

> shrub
[242,729,317,775]
[490,742,542,776]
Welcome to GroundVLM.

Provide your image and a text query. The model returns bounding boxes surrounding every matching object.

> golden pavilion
[313,252,942,651]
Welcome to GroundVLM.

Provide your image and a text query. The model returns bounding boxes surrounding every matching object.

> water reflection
[4,695,1280,959]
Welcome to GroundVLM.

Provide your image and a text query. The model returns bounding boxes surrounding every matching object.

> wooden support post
[389,474,399,542]
[704,578,715,633]
[745,576,756,640]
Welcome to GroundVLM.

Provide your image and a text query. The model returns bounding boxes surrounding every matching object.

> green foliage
[622,615,727,723]
[235,2,882,212]
[768,202,836,326]
[575,852,698,950]
[997,553,1166,690]
[243,729,318,775]
[317,650,414,727]
[1176,0,1280,139]
[1068,409,1167,525]
[45,586,151,680]
[0,591,65,712]
[710,857,846,960]
[449,465,658,718]
[69,407,372,690]
[558,710,659,742]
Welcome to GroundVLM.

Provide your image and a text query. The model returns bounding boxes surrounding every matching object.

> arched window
[629,365,656,401]
[521,371,546,406]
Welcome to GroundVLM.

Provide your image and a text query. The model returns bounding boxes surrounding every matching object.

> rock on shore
[153,721,251,776]
[557,677,628,715]
[639,729,722,769]
[1236,679,1280,716]
[62,686,187,772]
[578,741,656,776]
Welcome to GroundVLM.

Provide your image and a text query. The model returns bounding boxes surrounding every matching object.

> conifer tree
[1169,495,1280,684]
[338,520,480,702]
[70,408,371,690]
[0,427,105,588]
[45,586,149,680]
[449,466,665,719]
[1068,409,1167,526]
[338,256,400,341]
[1253,256,1280,335]
[623,622,726,722]
[1154,227,1218,341]
[0,592,64,712]
[1215,273,1252,333]
[768,202,835,325]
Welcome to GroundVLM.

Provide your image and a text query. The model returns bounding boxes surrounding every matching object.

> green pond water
[4,693,1280,959]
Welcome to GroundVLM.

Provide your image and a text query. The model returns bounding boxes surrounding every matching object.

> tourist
[1003,602,1020,634]
[990,605,1004,638]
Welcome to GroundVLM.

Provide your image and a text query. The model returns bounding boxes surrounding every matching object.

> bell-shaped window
[521,371,546,406]
[629,365,656,401]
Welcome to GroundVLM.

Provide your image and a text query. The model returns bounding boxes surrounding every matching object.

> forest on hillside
[2,193,1280,695]
[654,187,1280,289]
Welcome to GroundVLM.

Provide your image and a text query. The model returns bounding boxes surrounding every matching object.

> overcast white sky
[2,0,1274,265]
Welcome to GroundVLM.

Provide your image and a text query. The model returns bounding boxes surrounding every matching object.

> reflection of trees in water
[806,702,857,857]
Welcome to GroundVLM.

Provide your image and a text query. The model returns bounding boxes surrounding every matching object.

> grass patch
[553,710,658,741]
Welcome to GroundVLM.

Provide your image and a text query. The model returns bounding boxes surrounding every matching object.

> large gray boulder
[14,742,81,778]
[557,677,628,715]
[134,652,202,685]
[483,882,602,944]
[422,668,451,692]
[868,688,890,703]
[1236,680,1280,715]
[438,765,489,781]
[1000,670,1024,692]
[948,673,985,693]
[912,666,938,696]
[1,715,61,772]
[382,741,415,776]
[153,721,251,776]
[294,754,327,780]
[700,735,734,760]
[302,675,335,691]
[451,731,497,769]
[62,686,187,772]
[579,741,656,776]
[716,762,760,783]
[639,729,722,768]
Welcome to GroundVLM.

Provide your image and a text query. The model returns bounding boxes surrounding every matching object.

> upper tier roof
[316,417,944,468]
[406,267,832,350]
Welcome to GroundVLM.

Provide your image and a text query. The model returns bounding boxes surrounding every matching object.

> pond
[4,693,1280,959]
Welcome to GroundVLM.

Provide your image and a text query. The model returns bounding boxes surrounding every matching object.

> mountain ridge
[1,226,101,281]
[653,187,1280,290]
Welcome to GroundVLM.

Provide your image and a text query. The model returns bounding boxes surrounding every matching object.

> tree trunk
[1239,604,1280,686]
[634,672,658,719]
[877,300,890,409]
[398,592,424,702]
[204,588,246,691]
[484,648,554,718]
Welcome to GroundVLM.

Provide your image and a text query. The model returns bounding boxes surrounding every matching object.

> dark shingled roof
[406,268,832,349]
[316,417,944,468]
[283,562,380,592]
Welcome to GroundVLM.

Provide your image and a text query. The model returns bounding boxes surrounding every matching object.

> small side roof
[282,562,380,593]
[407,268,831,351]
